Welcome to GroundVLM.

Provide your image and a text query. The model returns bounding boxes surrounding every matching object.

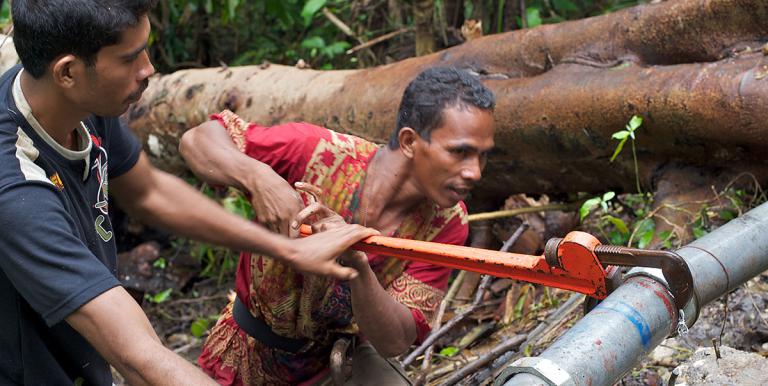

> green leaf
[611,131,630,140]
[602,191,616,201]
[439,346,459,357]
[301,0,327,26]
[602,215,629,235]
[74,377,85,386]
[608,230,628,245]
[190,318,211,338]
[627,115,643,131]
[526,8,542,28]
[301,36,326,49]
[514,287,528,319]
[719,210,736,221]
[227,0,241,21]
[693,226,708,239]
[580,197,601,220]
[151,288,173,304]
[463,1,475,20]
[633,219,655,249]
[610,137,627,162]
[152,257,167,269]
[222,195,253,219]
[553,0,579,11]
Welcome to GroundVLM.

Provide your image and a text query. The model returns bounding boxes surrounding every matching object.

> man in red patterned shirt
[180,67,495,385]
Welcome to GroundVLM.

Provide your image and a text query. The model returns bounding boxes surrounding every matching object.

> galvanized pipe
[497,201,768,386]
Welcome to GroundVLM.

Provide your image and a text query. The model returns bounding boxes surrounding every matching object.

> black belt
[232,297,308,353]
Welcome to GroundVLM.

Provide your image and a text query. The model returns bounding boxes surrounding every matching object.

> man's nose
[138,51,155,80]
[461,157,482,181]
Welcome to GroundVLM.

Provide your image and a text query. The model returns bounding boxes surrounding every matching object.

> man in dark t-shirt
[0,2,375,385]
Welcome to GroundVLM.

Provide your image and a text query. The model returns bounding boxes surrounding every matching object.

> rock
[674,346,768,385]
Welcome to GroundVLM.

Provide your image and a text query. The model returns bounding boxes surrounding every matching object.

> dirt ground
[118,271,768,386]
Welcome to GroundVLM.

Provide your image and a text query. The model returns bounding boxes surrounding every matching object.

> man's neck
[20,71,86,149]
[362,148,424,225]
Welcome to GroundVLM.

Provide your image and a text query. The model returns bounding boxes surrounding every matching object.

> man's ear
[50,54,80,89]
[398,127,419,159]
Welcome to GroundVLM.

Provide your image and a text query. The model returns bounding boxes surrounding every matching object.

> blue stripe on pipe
[595,301,651,349]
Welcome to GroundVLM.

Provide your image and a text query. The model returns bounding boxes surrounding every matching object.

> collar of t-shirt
[12,69,93,180]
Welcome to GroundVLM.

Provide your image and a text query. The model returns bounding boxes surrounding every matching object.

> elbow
[372,339,411,358]
[369,331,414,358]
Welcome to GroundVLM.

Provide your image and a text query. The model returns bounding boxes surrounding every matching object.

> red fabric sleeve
[210,111,330,184]
[411,308,433,343]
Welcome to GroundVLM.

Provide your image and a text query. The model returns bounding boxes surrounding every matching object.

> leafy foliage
[611,115,643,193]
[145,288,173,304]
[148,0,373,73]
[143,0,649,73]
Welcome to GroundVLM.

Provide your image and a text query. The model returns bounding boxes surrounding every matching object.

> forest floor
[123,272,768,385]
[112,191,768,385]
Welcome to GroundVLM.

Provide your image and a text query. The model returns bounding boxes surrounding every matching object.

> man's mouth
[448,186,472,197]
[125,81,149,104]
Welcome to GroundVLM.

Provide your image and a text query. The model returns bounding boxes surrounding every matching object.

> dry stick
[423,354,481,381]
[346,27,412,54]
[421,270,467,370]
[403,223,529,367]
[321,7,356,38]
[467,203,578,222]
[440,334,527,386]
[462,293,585,385]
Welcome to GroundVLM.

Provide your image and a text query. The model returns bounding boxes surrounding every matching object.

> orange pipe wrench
[300,224,693,309]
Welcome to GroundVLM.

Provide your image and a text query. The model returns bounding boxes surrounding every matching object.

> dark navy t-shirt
[0,65,141,385]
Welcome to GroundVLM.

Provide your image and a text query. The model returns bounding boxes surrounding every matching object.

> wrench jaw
[544,232,612,300]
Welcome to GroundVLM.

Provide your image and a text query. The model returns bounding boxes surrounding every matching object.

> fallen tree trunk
[121,0,767,201]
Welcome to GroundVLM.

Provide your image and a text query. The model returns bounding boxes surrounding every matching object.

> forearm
[350,266,417,357]
[118,167,293,260]
[67,287,217,386]
[113,339,215,386]
[179,120,265,192]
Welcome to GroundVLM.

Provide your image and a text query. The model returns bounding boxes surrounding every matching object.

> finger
[294,182,324,206]
[291,203,337,231]
[328,265,359,281]
[332,224,379,246]
[339,251,367,267]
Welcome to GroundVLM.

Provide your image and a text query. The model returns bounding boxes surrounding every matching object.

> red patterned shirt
[199,110,468,385]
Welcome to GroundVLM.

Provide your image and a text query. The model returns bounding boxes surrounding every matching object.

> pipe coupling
[494,357,574,386]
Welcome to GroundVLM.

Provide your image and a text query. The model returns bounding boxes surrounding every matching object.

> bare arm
[179,120,302,235]
[347,252,418,357]
[66,287,217,386]
[294,203,417,357]
[111,152,376,280]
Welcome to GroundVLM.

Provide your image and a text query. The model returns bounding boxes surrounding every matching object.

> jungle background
[2,0,767,384]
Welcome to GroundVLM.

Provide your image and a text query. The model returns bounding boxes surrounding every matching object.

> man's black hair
[388,67,495,150]
[12,0,158,78]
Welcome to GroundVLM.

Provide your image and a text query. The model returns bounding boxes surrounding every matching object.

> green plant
[145,288,173,304]
[190,315,220,338]
[152,257,167,269]
[438,346,459,357]
[610,115,643,194]
[579,191,635,245]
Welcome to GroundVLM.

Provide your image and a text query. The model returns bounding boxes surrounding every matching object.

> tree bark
[124,0,768,203]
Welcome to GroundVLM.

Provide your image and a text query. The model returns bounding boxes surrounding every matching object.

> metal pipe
[496,201,768,386]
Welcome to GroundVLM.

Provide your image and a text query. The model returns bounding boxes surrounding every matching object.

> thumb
[330,265,359,281]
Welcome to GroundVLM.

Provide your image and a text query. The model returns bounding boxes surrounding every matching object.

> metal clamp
[494,357,574,386]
